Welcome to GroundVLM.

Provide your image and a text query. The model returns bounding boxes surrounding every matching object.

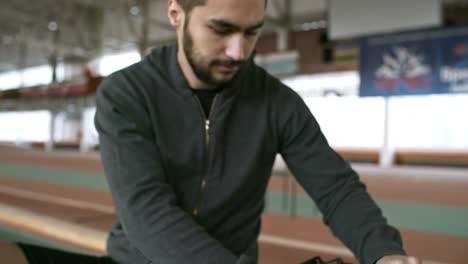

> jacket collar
[160,44,252,102]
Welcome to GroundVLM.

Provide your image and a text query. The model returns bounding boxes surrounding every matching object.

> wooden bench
[395,149,468,168]
[0,203,107,256]
[335,148,380,164]
[334,148,468,167]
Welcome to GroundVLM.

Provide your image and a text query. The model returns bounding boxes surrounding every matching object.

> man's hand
[376,255,420,264]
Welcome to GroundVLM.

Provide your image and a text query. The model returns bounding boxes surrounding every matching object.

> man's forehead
[203,0,265,9]
[192,0,265,27]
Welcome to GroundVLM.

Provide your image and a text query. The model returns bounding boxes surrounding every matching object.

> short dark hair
[178,0,206,14]
[178,0,268,14]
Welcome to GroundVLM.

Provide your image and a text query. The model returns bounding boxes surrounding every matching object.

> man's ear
[168,0,184,27]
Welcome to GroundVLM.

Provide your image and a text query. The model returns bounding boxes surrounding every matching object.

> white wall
[81,107,99,151]
[53,112,82,143]
[305,96,385,148]
[0,111,51,142]
[389,94,468,149]
[284,72,468,150]
[328,0,441,40]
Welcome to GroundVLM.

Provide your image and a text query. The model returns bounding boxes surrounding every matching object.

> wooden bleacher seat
[0,203,107,256]
[395,149,468,167]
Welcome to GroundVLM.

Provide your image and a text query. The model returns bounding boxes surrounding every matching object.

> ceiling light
[292,20,328,32]
[130,6,140,16]
[48,21,58,31]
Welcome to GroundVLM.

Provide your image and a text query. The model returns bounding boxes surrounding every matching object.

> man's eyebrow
[209,19,264,31]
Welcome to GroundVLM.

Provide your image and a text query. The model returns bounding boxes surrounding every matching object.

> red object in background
[0,76,103,100]
[403,76,431,89]
[454,44,468,56]
[84,67,95,80]
[376,78,398,90]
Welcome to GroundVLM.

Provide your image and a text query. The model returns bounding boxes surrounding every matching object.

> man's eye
[245,31,258,37]
[212,28,231,36]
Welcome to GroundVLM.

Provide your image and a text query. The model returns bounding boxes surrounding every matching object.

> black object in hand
[301,256,349,264]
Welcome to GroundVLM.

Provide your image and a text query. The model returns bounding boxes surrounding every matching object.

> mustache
[212,59,246,67]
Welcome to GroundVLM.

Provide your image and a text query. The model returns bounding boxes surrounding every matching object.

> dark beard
[182,18,245,87]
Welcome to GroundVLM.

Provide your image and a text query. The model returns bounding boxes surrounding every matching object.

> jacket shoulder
[250,64,302,105]
[97,47,170,99]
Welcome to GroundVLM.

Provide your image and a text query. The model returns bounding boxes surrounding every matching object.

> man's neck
[177,48,216,90]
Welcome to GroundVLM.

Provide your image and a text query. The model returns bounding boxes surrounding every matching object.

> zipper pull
[205,120,210,132]
[205,120,210,143]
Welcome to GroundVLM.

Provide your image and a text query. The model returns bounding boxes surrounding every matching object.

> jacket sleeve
[276,87,406,264]
[94,75,253,264]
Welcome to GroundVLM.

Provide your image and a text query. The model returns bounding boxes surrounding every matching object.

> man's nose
[225,35,246,61]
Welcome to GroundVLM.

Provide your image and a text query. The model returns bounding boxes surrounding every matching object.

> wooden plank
[0,203,107,255]
[395,150,468,167]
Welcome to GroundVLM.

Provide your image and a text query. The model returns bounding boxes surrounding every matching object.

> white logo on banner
[375,47,430,79]
[373,47,431,90]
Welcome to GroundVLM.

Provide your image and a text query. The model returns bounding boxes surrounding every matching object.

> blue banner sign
[360,26,468,97]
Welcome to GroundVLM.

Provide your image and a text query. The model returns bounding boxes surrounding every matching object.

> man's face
[181,0,265,86]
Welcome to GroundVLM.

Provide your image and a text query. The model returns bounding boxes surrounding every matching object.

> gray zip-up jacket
[94,45,405,264]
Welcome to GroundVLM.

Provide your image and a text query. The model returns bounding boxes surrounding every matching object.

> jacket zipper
[192,94,218,216]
